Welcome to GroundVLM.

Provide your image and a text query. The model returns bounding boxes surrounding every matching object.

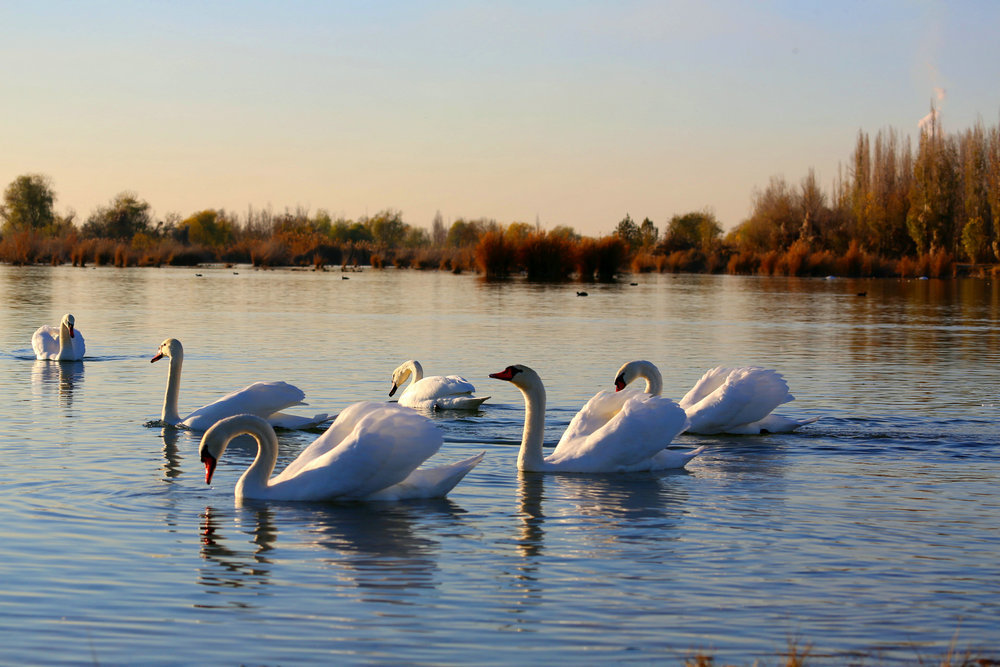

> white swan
[389,359,489,410]
[32,313,85,361]
[198,408,485,501]
[614,360,818,435]
[489,364,701,473]
[150,338,329,431]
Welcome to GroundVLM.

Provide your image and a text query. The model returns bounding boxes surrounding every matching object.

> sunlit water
[1,265,998,665]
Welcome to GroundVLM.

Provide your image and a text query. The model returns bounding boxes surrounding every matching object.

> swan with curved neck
[150,338,329,431]
[32,313,86,361]
[389,359,489,410]
[614,359,817,435]
[490,364,700,473]
[199,409,484,501]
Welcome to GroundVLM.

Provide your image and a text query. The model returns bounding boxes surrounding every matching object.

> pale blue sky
[2,1,998,235]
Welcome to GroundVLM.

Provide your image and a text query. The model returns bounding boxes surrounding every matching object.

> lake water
[0,265,998,665]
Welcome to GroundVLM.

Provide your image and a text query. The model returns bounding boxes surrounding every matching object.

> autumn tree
[181,210,234,246]
[615,213,640,249]
[431,211,447,246]
[661,211,722,252]
[82,192,152,239]
[907,107,959,253]
[1,174,57,234]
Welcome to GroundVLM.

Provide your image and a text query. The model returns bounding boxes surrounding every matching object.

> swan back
[181,381,307,431]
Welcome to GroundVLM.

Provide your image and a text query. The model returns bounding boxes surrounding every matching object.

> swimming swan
[199,409,485,501]
[614,359,817,435]
[389,359,489,410]
[150,338,329,431]
[489,364,701,473]
[32,314,85,361]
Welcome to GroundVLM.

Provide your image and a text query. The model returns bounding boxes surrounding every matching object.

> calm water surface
[0,265,998,665]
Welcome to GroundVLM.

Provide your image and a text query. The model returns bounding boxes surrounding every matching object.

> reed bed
[0,226,970,281]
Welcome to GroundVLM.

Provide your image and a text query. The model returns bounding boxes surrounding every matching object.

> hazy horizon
[3,1,999,235]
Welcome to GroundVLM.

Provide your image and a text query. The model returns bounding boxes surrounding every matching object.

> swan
[489,364,701,473]
[150,338,329,431]
[198,408,485,501]
[614,360,818,435]
[32,314,85,361]
[389,359,489,410]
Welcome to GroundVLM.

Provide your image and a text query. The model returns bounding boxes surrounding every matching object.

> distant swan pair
[486,359,815,473]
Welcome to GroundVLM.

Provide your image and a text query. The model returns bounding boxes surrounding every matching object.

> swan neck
[236,424,279,497]
[643,373,662,396]
[162,353,183,424]
[636,362,663,396]
[516,381,547,472]
[408,360,424,383]
[58,321,73,356]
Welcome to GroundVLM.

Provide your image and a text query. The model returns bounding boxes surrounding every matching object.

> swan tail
[268,412,332,430]
[434,396,490,411]
[366,452,485,501]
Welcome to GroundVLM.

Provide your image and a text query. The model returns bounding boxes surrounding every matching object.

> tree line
[3,106,999,279]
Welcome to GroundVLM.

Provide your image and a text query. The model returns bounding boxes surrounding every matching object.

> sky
[2,1,999,236]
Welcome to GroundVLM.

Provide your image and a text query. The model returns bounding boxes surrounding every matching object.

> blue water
[0,265,998,665]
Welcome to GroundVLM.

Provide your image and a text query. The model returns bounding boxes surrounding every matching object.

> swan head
[614,360,661,393]
[489,364,541,390]
[61,313,76,338]
[389,360,418,397]
[198,414,272,485]
[151,338,183,364]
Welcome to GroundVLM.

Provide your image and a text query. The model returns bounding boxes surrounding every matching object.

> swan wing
[685,367,794,434]
[272,402,444,500]
[678,366,735,409]
[550,392,689,471]
[398,375,482,408]
[181,381,307,431]
[31,326,59,360]
[67,330,86,360]
[555,389,637,448]
[278,401,386,477]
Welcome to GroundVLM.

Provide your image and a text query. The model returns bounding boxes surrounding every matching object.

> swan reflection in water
[195,499,468,606]
[31,359,84,410]
[503,470,694,625]
[514,470,693,557]
[159,427,184,481]
[197,504,277,606]
[305,501,463,602]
